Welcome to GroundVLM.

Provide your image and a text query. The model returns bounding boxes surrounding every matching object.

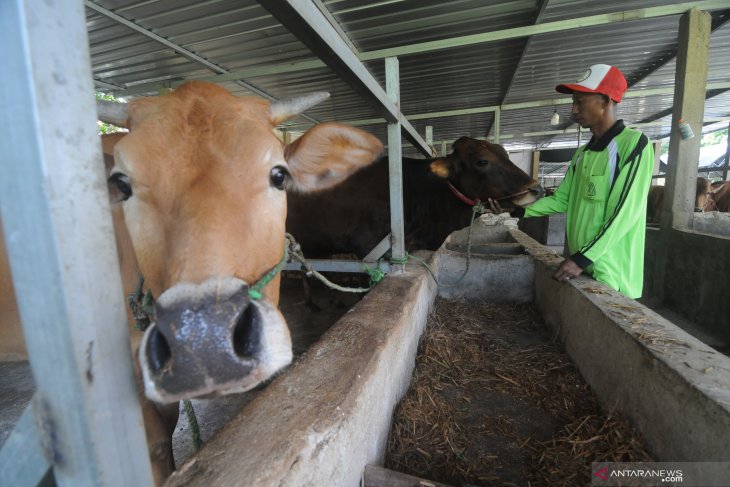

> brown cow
[646,177,716,223]
[710,181,730,212]
[1,81,383,483]
[286,137,543,258]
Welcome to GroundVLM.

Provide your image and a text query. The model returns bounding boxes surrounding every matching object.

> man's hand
[553,257,583,283]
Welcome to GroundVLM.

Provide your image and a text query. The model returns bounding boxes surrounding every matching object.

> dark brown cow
[286,136,543,258]
[710,181,730,212]
[646,177,716,222]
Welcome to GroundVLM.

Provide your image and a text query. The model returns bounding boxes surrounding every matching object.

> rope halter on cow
[446,180,530,207]
[247,241,290,300]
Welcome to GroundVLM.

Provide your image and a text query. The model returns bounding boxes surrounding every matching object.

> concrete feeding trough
[165,214,730,486]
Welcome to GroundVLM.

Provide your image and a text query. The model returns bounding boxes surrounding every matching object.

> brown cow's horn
[269,92,330,124]
[96,99,129,128]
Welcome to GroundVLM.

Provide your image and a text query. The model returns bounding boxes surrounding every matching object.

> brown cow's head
[695,177,716,212]
[429,137,543,208]
[98,82,383,403]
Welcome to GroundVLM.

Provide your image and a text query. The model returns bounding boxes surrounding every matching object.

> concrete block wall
[511,228,730,468]
[165,259,437,487]
[644,226,730,343]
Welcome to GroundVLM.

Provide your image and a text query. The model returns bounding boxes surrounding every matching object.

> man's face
[570,93,609,129]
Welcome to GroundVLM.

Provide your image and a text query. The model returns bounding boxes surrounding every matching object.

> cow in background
[646,177,716,223]
[1,81,383,484]
[286,136,543,258]
[710,181,730,212]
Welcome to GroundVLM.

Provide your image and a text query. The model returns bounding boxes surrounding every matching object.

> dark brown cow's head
[97,81,383,403]
[429,136,543,208]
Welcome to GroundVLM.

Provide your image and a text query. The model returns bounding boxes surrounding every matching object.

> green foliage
[95,91,124,135]
[703,128,728,147]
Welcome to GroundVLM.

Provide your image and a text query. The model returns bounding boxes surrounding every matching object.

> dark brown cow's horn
[269,92,330,124]
[97,99,129,128]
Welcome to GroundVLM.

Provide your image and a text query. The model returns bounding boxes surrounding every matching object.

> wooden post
[531,150,540,180]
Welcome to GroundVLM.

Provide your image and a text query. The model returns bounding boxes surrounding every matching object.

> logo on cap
[577,69,592,83]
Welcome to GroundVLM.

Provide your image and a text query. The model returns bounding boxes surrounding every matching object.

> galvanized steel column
[0,0,153,485]
[386,57,406,264]
[493,107,501,144]
[722,124,730,181]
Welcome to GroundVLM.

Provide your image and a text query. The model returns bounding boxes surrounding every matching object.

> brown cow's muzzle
[139,277,293,404]
[510,181,544,207]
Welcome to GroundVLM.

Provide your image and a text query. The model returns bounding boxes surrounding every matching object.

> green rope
[400,252,439,283]
[363,266,386,286]
[247,241,289,300]
[127,275,155,331]
[444,200,486,286]
[183,399,202,451]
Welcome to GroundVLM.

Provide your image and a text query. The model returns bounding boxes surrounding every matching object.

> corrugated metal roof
[86,0,730,153]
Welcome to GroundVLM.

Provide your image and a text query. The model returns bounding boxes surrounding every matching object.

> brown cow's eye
[270,166,288,190]
[108,172,132,201]
[476,159,489,167]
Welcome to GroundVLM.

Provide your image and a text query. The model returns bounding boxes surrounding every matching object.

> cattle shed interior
[2,0,730,486]
[85,0,730,375]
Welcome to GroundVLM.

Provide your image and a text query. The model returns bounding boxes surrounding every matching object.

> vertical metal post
[386,57,405,264]
[0,0,154,486]
[531,151,540,180]
[441,140,448,157]
[493,107,501,144]
[425,125,434,155]
[722,123,730,181]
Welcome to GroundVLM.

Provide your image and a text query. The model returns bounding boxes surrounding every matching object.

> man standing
[522,64,654,298]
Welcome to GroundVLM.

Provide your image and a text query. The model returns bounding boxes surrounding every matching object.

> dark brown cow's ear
[430,159,450,178]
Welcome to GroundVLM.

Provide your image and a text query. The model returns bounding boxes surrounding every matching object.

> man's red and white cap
[556,64,628,103]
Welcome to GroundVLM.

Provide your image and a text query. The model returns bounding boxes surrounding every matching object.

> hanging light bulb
[550,108,560,126]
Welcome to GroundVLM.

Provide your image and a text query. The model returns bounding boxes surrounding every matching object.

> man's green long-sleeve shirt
[524,120,654,298]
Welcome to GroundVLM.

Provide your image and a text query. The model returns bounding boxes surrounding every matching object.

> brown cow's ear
[430,159,450,178]
[284,122,383,193]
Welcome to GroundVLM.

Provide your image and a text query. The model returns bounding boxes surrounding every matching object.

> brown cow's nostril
[146,325,171,374]
[233,303,263,359]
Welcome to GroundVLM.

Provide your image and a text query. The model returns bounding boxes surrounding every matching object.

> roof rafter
[112,0,730,98]
[485,0,551,141]
[85,0,321,124]
[257,0,431,156]
[541,8,730,145]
